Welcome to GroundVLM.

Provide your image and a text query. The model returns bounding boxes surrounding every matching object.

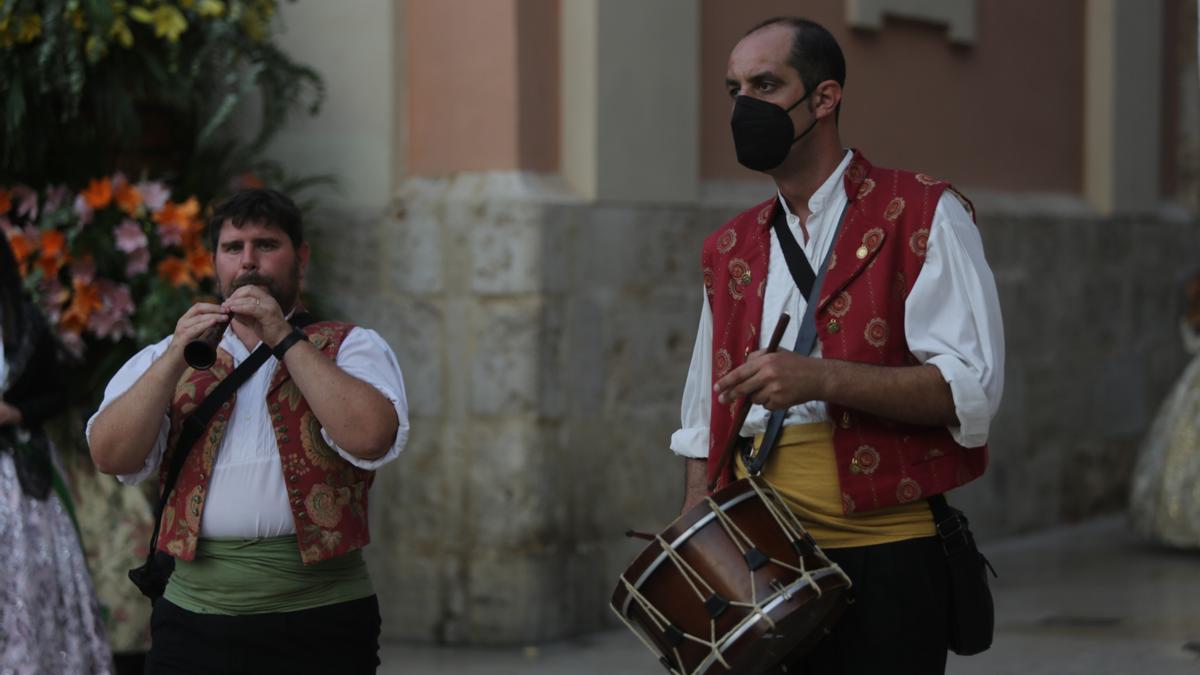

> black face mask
[730,91,817,172]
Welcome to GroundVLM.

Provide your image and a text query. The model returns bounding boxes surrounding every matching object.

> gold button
[841,411,851,428]
[741,272,751,285]
[828,319,840,334]
[849,458,861,474]
[856,246,868,259]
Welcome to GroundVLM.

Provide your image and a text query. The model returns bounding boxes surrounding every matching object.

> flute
[183,319,230,370]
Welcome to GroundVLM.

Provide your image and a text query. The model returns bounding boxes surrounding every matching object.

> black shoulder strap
[770,201,817,301]
[142,312,318,559]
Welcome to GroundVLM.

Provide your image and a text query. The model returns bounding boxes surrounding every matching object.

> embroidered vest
[157,321,375,564]
[702,149,988,514]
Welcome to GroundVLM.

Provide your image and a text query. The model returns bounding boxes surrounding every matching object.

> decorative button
[841,411,851,428]
[222,402,231,410]
[281,435,290,443]
[298,512,308,519]
[741,272,751,285]
[273,414,283,422]
[849,458,861,474]
[289,474,299,483]
[856,246,868,259]
[828,319,841,334]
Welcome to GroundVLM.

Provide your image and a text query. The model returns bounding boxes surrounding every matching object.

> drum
[611,477,851,674]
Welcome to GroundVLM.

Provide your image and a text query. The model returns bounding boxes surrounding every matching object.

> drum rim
[694,568,845,674]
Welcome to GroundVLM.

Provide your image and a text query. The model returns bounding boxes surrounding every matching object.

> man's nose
[239,248,258,268]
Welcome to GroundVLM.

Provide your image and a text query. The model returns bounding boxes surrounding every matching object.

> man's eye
[728,88,739,99]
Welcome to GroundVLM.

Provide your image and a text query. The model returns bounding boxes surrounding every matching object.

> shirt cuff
[926,354,991,448]
[670,427,710,459]
[322,383,409,470]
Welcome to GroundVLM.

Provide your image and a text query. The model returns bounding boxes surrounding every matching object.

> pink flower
[137,181,170,211]
[37,277,68,322]
[43,184,70,213]
[73,194,93,226]
[157,221,183,247]
[114,219,148,253]
[10,185,37,220]
[89,280,135,340]
[125,247,150,276]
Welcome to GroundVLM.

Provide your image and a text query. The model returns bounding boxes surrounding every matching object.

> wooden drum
[611,477,851,674]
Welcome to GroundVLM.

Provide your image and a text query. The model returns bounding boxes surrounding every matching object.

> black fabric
[929,494,996,655]
[778,536,950,675]
[145,596,381,675]
[0,301,65,500]
[2,301,65,429]
[129,313,318,600]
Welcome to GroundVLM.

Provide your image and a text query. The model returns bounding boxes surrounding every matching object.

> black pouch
[128,550,176,601]
[930,494,997,655]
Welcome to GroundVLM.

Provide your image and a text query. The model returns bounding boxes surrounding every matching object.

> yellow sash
[736,422,935,549]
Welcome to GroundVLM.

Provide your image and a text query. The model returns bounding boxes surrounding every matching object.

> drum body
[612,477,851,675]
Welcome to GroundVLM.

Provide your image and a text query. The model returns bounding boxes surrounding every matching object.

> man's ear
[812,80,843,120]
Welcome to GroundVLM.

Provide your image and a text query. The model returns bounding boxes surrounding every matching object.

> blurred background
[3,0,1198,672]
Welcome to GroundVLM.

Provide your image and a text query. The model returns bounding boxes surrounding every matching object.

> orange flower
[187,246,214,280]
[0,188,10,215]
[6,232,32,266]
[154,196,200,227]
[36,230,70,278]
[158,256,196,288]
[61,278,103,331]
[81,178,113,210]
[115,181,142,215]
[39,230,66,257]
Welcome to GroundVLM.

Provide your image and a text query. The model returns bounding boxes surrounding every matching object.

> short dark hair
[746,17,846,100]
[208,189,303,251]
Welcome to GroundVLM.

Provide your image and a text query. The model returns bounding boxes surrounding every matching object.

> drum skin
[612,478,850,674]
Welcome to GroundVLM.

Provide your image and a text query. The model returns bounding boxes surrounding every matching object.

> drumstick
[706,312,791,493]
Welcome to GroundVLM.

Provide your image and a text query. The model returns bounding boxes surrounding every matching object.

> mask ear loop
[785,87,819,146]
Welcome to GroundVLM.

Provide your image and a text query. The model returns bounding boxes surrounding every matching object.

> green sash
[164,536,373,615]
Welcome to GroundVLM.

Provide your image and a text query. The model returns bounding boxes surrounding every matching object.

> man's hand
[221,285,292,347]
[165,302,230,363]
[714,349,827,411]
[0,401,23,427]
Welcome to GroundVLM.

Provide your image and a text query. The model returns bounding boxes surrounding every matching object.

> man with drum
[671,17,1004,674]
[88,189,409,674]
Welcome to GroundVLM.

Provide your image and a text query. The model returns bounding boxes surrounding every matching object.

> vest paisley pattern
[702,150,988,514]
[157,321,375,564]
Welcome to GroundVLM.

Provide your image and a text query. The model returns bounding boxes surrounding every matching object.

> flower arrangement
[0,0,322,198]
[1,175,218,359]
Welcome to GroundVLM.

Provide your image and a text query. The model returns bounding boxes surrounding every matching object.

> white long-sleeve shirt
[86,326,409,539]
[670,150,1004,458]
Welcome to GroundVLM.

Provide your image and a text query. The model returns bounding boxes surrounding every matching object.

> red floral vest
[702,150,988,514]
[157,321,375,564]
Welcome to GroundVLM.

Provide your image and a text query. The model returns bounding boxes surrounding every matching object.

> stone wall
[309,175,1200,644]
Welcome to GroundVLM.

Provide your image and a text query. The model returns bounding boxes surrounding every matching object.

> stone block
[465,419,566,549]
[470,209,544,295]
[381,211,445,295]
[470,299,542,416]
[370,296,444,418]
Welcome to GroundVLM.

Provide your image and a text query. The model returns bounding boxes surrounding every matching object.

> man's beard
[223,268,301,313]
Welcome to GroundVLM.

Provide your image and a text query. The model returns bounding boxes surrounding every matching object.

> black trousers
[146,595,381,675]
[783,536,950,675]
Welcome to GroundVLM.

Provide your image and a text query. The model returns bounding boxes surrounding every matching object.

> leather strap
[742,204,849,475]
[141,312,316,562]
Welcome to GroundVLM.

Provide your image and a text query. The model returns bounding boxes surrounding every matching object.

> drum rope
[751,478,853,589]
[616,576,734,674]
